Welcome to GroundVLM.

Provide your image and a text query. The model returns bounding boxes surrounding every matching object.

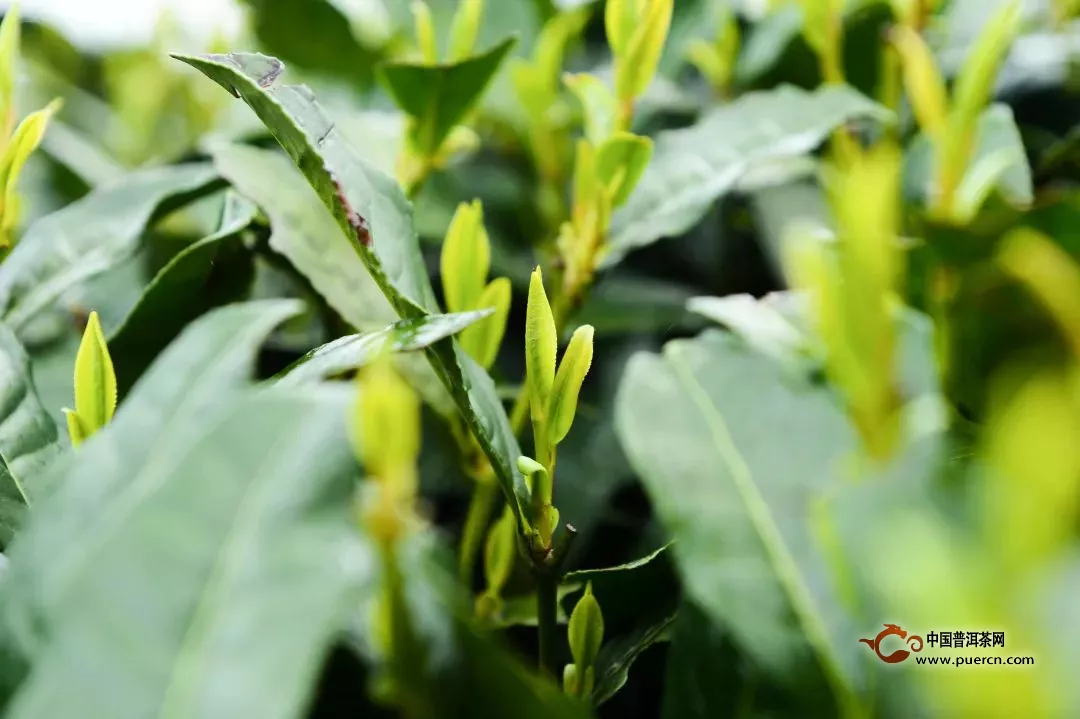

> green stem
[459,478,497,585]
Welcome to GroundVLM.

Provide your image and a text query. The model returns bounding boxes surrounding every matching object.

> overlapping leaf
[107,191,259,395]
[605,85,890,266]
[0,164,221,332]
[209,142,397,331]
[1,300,305,662]
[0,323,61,547]
[276,310,492,386]
[173,52,528,524]
[614,321,944,705]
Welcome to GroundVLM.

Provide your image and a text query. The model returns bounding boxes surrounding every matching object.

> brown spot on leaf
[330,172,372,248]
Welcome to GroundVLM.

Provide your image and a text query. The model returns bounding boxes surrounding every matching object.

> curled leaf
[604,0,635,58]
[0,1,18,134]
[72,310,117,438]
[595,132,653,208]
[460,277,511,371]
[483,508,517,597]
[548,324,595,446]
[0,99,62,245]
[62,408,86,449]
[890,25,947,140]
[411,1,437,64]
[449,0,484,62]
[354,352,421,484]
[440,200,490,313]
[615,0,673,102]
[564,73,617,145]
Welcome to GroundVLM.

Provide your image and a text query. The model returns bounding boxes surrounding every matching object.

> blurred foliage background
[0,0,1078,717]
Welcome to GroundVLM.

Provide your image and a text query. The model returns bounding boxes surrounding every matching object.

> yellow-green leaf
[525,266,557,423]
[564,72,617,145]
[460,277,511,370]
[0,99,62,241]
[616,0,673,102]
[72,310,117,437]
[449,0,484,62]
[890,25,948,140]
[595,132,653,208]
[411,1,438,64]
[354,353,421,480]
[0,1,19,135]
[548,324,594,446]
[605,0,636,58]
[483,508,517,596]
[440,200,490,313]
[940,0,1021,212]
[62,408,87,449]
[568,581,605,669]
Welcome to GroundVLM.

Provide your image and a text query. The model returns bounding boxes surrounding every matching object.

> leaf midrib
[158,408,320,718]
[665,344,857,714]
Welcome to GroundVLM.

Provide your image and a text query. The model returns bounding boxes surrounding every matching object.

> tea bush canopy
[0,0,1079,717]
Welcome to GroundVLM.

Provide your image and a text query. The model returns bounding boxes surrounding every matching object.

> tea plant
[0,0,1078,717]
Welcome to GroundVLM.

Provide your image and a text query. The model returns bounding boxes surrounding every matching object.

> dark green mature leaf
[275,309,493,386]
[106,192,259,396]
[614,327,944,705]
[173,52,529,526]
[592,611,676,707]
[240,0,380,88]
[0,164,220,332]
[904,103,1033,216]
[604,85,890,266]
[0,323,61,547]
[660,601,745,719]
[209,142,397,332]
[560,544,678,707]
[1,300,305,662]
[377,37,518,157]
[5,386,368,719]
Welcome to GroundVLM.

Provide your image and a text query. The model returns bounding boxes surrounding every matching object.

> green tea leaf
[378,37,517,157]
[4,385,369,719]
[209,142,397,331]
[448,0,484,62]
[275,310,493,386]
[604,0,635,58]
[605,85,889,267]
[239,0,379,88]
[548,324,594,446]
[0,3,19,127]
[0,323,60,547]
[526,267,557,436]
[0,163,220,331]
[564,73,617,145]
[0,99,61,244]
[71,311,116,437]
[595,132,653,208]
[568,582,604,669]
[459,278,510,371]
[0,300,311,704]
[687,294,805,364]
[615,0,673,102]
[174,53,529,525]
[440,200,490,314]
[107,192,258,396]
[905,104,1032,214]
[614,327,943,702]
[592,611,675,707]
